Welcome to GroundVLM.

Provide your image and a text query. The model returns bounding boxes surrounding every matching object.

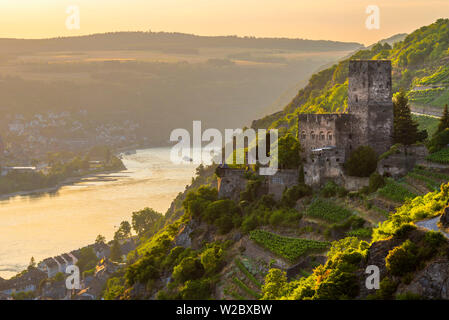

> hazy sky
[1,0,448,45]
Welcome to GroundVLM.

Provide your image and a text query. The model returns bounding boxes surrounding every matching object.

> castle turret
[348,60,393,155]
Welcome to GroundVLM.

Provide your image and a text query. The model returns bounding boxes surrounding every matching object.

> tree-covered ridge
[252,18,449,136]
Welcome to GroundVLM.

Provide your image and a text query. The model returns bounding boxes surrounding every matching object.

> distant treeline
[0,31,362,54]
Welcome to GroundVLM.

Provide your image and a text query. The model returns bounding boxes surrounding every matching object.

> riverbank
[0,168,126,201]
[0,147,199,279]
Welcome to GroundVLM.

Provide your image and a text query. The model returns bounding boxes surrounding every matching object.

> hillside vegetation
[252,18,449,136]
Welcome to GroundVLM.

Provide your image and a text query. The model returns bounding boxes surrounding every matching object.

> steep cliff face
[441,207,449,229]
[357,228,449,299]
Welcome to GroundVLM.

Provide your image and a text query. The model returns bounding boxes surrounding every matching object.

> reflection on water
[0,147,204,279]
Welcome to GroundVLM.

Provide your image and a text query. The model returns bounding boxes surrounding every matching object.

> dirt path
[415,216,449,239]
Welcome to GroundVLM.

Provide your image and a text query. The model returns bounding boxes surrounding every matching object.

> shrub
[319,181,340,198]
[377,277,399,299]
[180,279,212,300]
[172,257,205,283]
[281,184,311,207]
[240,178,263,202]
[396,292,422,300]
[261,269,289,300]
[241,214,258,233]
[200,246,223,274]
[386,240,418,276]
[103,277,125,300]
[369,172,386,193]
[424,230,446,249]
[345,146,378,177]
[203,199,241,234]
[393,224,417,239]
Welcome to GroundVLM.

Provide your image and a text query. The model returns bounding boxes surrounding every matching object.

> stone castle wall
[348,60,393,156]
[267,169,299,200]
[217,168,299,201]
[217,169,247,201]
[303,147,346,188]
[297,113,352,157]
[378,145,429,178]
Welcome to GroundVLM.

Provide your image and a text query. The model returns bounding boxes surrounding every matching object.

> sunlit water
[0,147,206,279]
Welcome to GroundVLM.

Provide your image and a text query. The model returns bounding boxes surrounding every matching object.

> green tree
[261,269,289,300]
[180,279,211,300]
[392,90,424,145]
[95,234,106,245]
[437,104,449,134]
[76,247,98,272]
[172,257,205,283]
[114,221,132,241]
[345,146,378,177]
[110,240,122,262]
[200,246,223,274]
[28,257,36,270]
[131,208,164,237]
[277,133,301,169]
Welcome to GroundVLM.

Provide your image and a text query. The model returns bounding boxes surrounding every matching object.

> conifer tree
[392,90,421,145]
[437,104,449,134]
[110,240,122,262]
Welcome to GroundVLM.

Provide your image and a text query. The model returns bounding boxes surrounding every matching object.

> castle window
[328,132,333,141]
[320,131,325,140]
[301,131,306,139]
[311,131,315,139]
[336,158,340,162]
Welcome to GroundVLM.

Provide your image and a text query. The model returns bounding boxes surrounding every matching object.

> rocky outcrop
[357,228,449,299]
[397,260,449,299]
[441,207,449,229]
[356,236,403,299]
[174,223,194,248]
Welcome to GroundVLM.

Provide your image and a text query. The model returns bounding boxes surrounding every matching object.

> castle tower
[348,60,393,155]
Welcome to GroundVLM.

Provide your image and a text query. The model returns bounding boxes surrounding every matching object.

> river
[0,147,204,279]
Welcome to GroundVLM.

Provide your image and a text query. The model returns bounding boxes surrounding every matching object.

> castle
[299,60,394,188]
[217,60,396,200]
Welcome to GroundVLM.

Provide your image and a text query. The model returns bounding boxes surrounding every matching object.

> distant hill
[370,33,408,47]
[0,32,361,157]
[0,32,362,54]
[252,18,449,135]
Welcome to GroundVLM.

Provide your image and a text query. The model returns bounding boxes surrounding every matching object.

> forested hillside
[252,18,449,136]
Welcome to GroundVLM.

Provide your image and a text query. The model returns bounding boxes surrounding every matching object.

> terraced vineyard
[374,167,449,210]
[249,230,329,262]
[305,198,353,222]
[224,258,263,300]
[427,147,449,164]
[377,178,417,203]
